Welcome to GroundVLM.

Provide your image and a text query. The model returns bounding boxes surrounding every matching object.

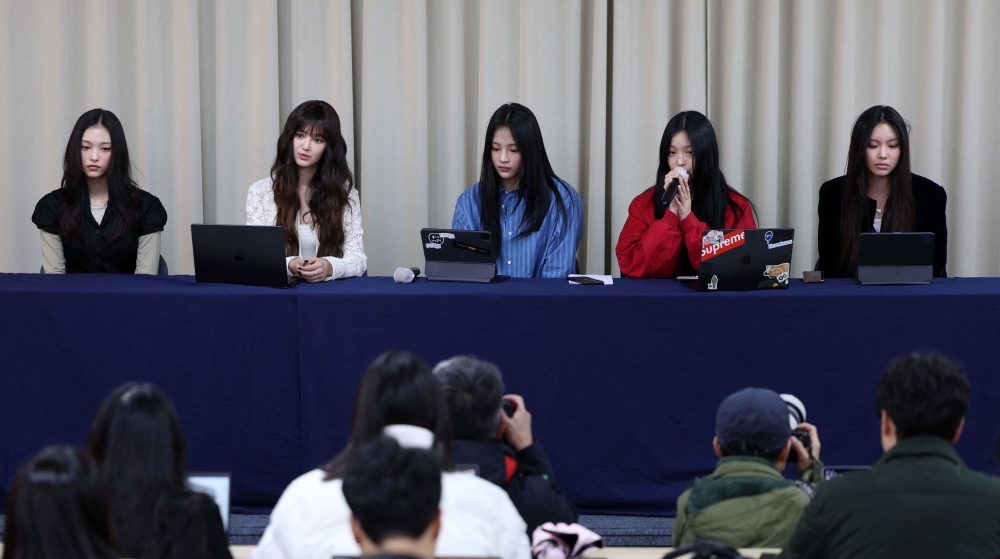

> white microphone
[393,267,421,284]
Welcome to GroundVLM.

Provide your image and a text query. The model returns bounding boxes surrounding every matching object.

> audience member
[433,356,577,533]
[673,388,822,548]
[779,352,1000,558]
[255,350,530,559]
[87,383,232,559]
[2,445,116,559]
[343,436,442,559]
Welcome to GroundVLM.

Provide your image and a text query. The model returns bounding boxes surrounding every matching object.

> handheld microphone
[393,267,421,284]
[661,167,689,205]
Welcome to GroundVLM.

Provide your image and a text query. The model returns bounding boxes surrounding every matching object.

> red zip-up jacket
[616,187,756,278]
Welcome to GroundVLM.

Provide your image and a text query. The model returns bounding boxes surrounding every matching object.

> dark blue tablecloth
[4,274,1000,515]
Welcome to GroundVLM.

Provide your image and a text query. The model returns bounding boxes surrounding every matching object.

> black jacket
[778,436,1000,559]
[817,174,947,278]
[32,186,167,274]
[452,439,578,534]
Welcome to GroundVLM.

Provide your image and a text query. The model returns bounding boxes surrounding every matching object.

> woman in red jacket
[616,111,756,278]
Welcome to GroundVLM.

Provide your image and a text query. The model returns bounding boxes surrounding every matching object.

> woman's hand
[675,180,693,220]
[663,170,682,216]
[288,257,305,276]
[299,258,332,282]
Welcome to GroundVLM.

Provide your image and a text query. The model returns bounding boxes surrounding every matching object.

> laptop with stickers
[420,228,510,283]
[678,228,795,291]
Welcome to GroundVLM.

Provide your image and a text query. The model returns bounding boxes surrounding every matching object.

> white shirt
[253,425,530,559]
[246,177,367,280]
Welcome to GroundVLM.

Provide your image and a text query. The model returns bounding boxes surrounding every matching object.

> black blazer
[817,174,947,278]
[32,187,167,274]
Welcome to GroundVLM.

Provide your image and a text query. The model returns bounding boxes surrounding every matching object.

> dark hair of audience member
[836,105,916,275]
[324,350,453,479]
[58,108,141,244]
[875,351,969,440]
[654,110,751,226]
[477,103,567,255]
[342,436,442,544]
[2,445,116,559]
[86,383,213,559]
[433,356,505,440]
[718,440,784,462]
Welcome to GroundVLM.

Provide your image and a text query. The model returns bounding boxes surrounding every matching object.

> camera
[502,399,517,417]
[781,394,812,464]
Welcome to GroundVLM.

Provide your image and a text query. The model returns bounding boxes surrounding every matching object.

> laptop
[420,228,509,283]
[187,472,230,532]
[191,224,299,288]
[678,228,795,291]
[857,232,934,285]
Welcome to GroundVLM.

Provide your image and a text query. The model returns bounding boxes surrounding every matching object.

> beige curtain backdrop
[0,0,996,276]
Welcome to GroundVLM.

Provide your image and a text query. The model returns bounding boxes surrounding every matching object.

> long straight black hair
[653,111,749,227]
[86,383,213,559]
[3,445,116,559]
[836,105,916,276]
[270,100,354,257]
[57,109,141,244]
[323,350,453,479]
[477,103,567,254]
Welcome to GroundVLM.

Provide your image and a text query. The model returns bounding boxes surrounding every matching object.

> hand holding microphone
[663,167,692,220]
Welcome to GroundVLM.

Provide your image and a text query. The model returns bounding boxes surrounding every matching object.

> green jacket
[673,456,821,549]
[779,436,1000,559]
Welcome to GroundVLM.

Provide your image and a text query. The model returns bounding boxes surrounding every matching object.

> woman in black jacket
[818,105,947,278]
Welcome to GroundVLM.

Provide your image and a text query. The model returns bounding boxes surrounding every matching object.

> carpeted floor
[1,513,673,547]
[227,514,673,547]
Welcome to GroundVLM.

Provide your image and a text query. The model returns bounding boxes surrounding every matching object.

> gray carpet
[229,514,673,547]
[0,513,673,547]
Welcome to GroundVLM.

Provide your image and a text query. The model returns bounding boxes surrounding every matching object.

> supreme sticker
[701,230,745,261]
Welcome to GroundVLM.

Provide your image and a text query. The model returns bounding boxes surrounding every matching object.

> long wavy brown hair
[270,100,354,257]
[836,105,915,276]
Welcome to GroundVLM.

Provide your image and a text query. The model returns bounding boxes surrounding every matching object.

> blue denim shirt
[451,178,584,278]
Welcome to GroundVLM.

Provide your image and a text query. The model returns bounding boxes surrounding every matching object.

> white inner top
[298,222,319,259]
[92,203,107,224]
[873,218,882,232]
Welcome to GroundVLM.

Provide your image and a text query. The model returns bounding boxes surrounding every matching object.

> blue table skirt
[4,274,1000,515]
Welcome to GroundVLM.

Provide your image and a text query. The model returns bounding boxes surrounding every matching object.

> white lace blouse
[246,178,367,280]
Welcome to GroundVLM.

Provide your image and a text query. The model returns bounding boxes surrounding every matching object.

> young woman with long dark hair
[86,383,232,559]
[818,105,948,277]
[452,103,583,278]
[616,111,756,278]
[247,100,365,281]
[255,350,530,559]
[2,446,116,559]
[32,109,167,274]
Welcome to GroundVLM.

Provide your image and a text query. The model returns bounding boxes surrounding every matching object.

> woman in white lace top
[246,100,366,281]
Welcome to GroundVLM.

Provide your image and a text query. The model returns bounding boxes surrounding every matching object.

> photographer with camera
[673,387,822,549]
[433,356,578,534]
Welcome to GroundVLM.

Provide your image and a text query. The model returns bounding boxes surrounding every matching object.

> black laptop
[679,228,795,291]
[191,224,298,288]
[420,228,509,283]
[857,232,934,285]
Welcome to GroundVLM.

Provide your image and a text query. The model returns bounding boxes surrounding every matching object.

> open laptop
[420,228,509,283]
[678,228,795,291]
[191,224,299,288]
[187,472,230,532]
[857,232,934,285]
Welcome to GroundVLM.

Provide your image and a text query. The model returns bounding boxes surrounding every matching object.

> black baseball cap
[716,387,792,451]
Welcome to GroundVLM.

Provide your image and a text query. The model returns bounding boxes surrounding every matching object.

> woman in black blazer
[818,105,947,278]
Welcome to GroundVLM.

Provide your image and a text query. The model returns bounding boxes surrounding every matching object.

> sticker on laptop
[758,262,790,288]
[764,230,793,249]
[701,230,745,261]
[425,232,456,249]
[452,240,490,255]
[708,275,719,290]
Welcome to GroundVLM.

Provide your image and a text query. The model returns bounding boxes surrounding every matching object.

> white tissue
[393,267,416,284]
[675,167,689,180]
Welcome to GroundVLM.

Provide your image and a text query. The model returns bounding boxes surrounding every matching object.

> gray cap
[716,387,792,451]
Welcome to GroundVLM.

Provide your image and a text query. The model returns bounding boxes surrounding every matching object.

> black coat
[817,174,947,278]
[32,186,167,274]
[452,439,578,534]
